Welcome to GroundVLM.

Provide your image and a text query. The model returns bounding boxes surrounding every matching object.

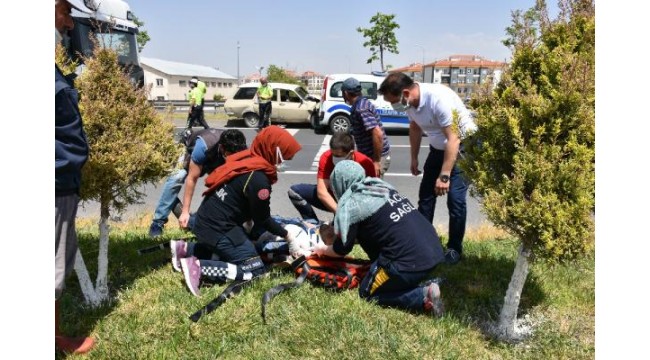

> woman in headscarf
[313,160,446,317]
[173,126,302,296]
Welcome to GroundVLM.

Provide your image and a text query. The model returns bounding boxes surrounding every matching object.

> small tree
[356,12,400,72]
[266,64,303,85]
[131,14,150,53]
[57,42,180,306]
[461,0,595,341]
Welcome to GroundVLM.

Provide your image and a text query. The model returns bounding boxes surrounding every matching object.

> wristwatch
[439,174,450,183]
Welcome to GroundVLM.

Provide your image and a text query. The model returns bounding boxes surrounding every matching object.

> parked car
[224,82,320,128]
[313,73,409,134]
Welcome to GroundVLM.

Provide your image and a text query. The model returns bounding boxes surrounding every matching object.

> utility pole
[415,44,425,82]
[237,41,240,85]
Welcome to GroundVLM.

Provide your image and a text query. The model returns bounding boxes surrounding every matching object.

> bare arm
[409,121,423,176]
[434,126,460,196]
[316,178,337,213]
[178,161,202,228]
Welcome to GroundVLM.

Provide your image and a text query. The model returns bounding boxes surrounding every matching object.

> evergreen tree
[56,41,180,306]
[461,0,595,341]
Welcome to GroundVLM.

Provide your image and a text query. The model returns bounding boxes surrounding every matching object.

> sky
[127,0,560,77]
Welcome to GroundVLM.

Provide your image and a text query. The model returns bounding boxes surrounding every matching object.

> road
[76,119,490,231]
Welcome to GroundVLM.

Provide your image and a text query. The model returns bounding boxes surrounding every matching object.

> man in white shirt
[378,73,477,265]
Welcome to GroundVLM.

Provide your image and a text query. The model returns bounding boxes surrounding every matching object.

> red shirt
[317,150,377,180]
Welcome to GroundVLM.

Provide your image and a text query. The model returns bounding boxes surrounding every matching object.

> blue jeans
[359,260,432,312]
[288,183,330,222]
[418,146,469,254]
[152,168,197,229]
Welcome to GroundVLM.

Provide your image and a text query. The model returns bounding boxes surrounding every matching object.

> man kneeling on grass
[312,160,446,317]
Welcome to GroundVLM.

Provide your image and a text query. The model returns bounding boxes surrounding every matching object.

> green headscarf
[331,160,395,245]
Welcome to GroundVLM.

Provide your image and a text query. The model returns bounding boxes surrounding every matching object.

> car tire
[243,112,260,128]
[311,113,326,134]
[329,114,350,134]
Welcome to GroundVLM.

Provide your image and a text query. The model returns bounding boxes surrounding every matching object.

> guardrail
[150,100,225,112]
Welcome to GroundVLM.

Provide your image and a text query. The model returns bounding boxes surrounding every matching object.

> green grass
[57,221,594,359]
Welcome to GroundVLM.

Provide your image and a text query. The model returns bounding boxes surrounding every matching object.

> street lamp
[414,44,425,81]
[237,41,240,85]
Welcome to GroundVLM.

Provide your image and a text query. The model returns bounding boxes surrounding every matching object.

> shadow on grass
[433,239,545,334]
[57,230,192,358]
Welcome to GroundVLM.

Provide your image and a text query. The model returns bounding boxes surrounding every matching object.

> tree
[460,0,595,341]
[356,12,400,72]
[131,14,150,53]
[56,42,180,306]
[266,64,303,86]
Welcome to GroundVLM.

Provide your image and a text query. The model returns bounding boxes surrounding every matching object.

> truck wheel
[243,113,260,128]
[329,114,350,134]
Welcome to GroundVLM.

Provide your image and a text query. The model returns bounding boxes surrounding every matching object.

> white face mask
[332,151,352,166]
[275,146,287,172]
[55,28,63,45]
[390,93,410,112]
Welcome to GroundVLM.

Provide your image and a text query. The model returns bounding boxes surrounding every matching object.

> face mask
[390,93,410,112]
[332,151,352,166]
[55,28,63,45]
[275,146,287,172]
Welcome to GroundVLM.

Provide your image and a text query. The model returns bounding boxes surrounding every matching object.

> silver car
[224,82,320,128]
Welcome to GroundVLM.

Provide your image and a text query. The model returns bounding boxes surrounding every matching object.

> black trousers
[187,105,210,129]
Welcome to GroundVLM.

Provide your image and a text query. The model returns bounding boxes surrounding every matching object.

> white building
[141,57,238,101]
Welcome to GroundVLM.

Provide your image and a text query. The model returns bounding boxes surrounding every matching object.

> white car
[313,73,409,134]
[224,82,320,128]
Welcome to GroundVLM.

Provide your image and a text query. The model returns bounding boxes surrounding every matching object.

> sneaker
[170,239,187,272]
[55,336,95,354]
[180,256,201,297]
[148,221,164,238]
[423,282,444,318]
[445,248,462,265]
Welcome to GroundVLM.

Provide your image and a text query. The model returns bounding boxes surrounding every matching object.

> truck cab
[63,0,144,88]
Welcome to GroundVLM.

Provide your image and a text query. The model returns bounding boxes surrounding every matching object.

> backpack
[261,254,371,323]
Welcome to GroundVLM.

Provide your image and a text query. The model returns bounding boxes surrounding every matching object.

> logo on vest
[215,188,228,201]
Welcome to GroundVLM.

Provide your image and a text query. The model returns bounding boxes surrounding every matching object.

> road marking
[311,135,332,171]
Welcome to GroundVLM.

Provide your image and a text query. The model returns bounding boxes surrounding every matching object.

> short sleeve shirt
[406,83,477,150]
[349,97,390,158]
[317,150,377,180]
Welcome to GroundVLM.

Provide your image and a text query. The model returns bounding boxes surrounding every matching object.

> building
[141,57,238,101]
[300,71,325,91]
[389,55,506,101]
[424,54,505,100]
[389,63,424,82]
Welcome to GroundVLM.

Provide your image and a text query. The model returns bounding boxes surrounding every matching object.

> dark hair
[329,132,355,153]
[319,223,336,245]
[378,73,414,97]
[219,129,247,154]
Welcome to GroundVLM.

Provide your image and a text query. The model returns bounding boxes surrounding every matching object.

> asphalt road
[76,119,490,231]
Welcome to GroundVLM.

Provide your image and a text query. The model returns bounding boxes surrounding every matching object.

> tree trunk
[73,199,111,307]
[95,202,111,300]
[379,46,385,72]
[496,243,531,341]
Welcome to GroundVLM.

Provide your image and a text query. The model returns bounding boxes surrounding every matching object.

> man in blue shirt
[341,77,391,177]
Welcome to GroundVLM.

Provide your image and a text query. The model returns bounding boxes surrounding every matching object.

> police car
[312,72,409,134]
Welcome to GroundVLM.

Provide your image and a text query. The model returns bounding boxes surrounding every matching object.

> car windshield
[294,86,309,99]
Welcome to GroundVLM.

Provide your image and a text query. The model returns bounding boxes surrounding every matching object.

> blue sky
[128,0,559,77]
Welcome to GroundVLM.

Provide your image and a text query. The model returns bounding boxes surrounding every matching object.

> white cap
[67,0,97,14]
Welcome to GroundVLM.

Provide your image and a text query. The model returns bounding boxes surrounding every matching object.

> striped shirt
[349,97,390,159]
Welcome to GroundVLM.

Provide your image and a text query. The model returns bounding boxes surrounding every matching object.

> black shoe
[444,249,461,265]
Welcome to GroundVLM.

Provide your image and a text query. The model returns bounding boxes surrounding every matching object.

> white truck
[63,0,144,87]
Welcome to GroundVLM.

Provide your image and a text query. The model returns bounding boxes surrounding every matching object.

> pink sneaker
[180,256,201,297]
[423,282,444,318]
[170,240,187,272]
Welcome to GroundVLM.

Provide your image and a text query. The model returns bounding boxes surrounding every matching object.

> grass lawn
[57,219,594,359]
